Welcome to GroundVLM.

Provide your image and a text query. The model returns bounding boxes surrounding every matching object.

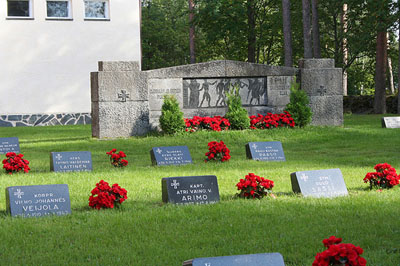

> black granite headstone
[6,184,71,218]
[183,253,285,266]
[151,146,193,166]
[50,151,92,172]
[0,137,20,154]
[162,175,219,205]
[246,141,285,161]
[382,117,400,128]
[291,168,348,198]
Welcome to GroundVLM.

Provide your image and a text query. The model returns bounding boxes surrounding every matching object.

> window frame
[83,0,110,21]
[6,0,33,20]
[45,0,72,20]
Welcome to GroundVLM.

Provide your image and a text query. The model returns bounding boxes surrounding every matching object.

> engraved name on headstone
[246,141,286,161]
[150,146,192,166]
[382,117,400,128]
[162,175,220,205]
[183,253,285,266]
[291,168,348,198]
[50,151,93,172]
[0,137,20,154]
[6,184,71,218]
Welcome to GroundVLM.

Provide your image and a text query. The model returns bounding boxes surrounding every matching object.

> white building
[0,0,141,126]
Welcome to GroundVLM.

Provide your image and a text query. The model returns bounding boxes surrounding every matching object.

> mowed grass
[0,114,399,265]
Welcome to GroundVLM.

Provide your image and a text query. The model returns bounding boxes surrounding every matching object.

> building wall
[0,0,141,115]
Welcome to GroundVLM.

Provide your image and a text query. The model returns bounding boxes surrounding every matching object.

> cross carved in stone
[118,90,130,102]
[171,180,180,189]
[316,86,327,96]
[14,189,24,199]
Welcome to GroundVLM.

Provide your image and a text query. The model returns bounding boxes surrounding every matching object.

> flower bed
[249,111,295,129]
[184,111,295,132]
[185,116,230,132]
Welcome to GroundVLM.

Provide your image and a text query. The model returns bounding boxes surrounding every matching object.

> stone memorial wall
[91,59,343,138]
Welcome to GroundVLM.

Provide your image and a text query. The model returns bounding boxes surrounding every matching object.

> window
[46,0,71,19]
[84,0,109,19]
[7,0,32,18]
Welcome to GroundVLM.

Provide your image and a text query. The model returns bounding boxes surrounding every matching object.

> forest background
[141,0,400,113]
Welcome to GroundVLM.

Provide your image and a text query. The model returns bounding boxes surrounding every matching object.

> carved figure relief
[183,78,267,108]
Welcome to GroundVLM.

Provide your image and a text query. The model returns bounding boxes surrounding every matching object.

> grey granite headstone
[291,168,348,198]
[0,137,20,154]
[50,151,92,172]
[382,117,400,128]
[151,146,193,166]
[183,253,285,266]
[162,175,220,205]
[246,141,285,161]
[6,184,71,218]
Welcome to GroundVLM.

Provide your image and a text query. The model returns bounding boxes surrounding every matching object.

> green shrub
[225,85,250,130]
[284,78,312,127]
[159,95,185,134]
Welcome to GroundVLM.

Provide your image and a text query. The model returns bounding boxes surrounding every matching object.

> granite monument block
[382,117,400,128]
[0,137,20,154]
[6,184,71,218]
[246,141,285,161]
[50,151,92,172]
[291,168,348,198]
[162,175,220,205]
[151,146,192,166]
[183,253,285,266]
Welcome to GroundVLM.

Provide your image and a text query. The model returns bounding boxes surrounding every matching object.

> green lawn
[0,114,399,265]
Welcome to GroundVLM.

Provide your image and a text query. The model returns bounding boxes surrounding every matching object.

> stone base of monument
[183,253,285,266]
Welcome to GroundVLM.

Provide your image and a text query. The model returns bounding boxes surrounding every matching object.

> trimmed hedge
[344,95,398,114]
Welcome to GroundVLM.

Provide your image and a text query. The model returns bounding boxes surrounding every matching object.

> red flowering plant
[236,173,274,199]
[363,163,400,189]
[205,141,231,162]
[106,149,128,167]
[185,116,230,132]
[89,180,128,209]
[313,236,367,266]
[249,111,295,129]
[2,152,30,174]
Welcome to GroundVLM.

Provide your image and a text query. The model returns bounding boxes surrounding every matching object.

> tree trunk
[341,3,348,96]
[282,0,293,66]
[311,0,321,58]
[188,0,196,64]
[398,12,400,113]
[302,0,312,58]
[247,0,256,63]
[388,57,395,95]
[374,31,387,114]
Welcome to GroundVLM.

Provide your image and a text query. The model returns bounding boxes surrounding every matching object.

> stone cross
[156,148,162,154]
[55,154,62,160]
[14,189,24,199]
[300,173,309,182]
[117,90,130,102]
[171,180,180,189]
[251,143,257,149]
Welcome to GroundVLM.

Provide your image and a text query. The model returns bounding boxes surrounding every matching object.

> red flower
[205,141,231,163]
[2,153,30,174]
[236,173,274,199]
[313,236,366,266]
[106,149,128,168]
[364,163,399,189]
[89,180,128,209]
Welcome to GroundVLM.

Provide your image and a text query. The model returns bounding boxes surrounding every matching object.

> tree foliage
[141,0,400,100]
